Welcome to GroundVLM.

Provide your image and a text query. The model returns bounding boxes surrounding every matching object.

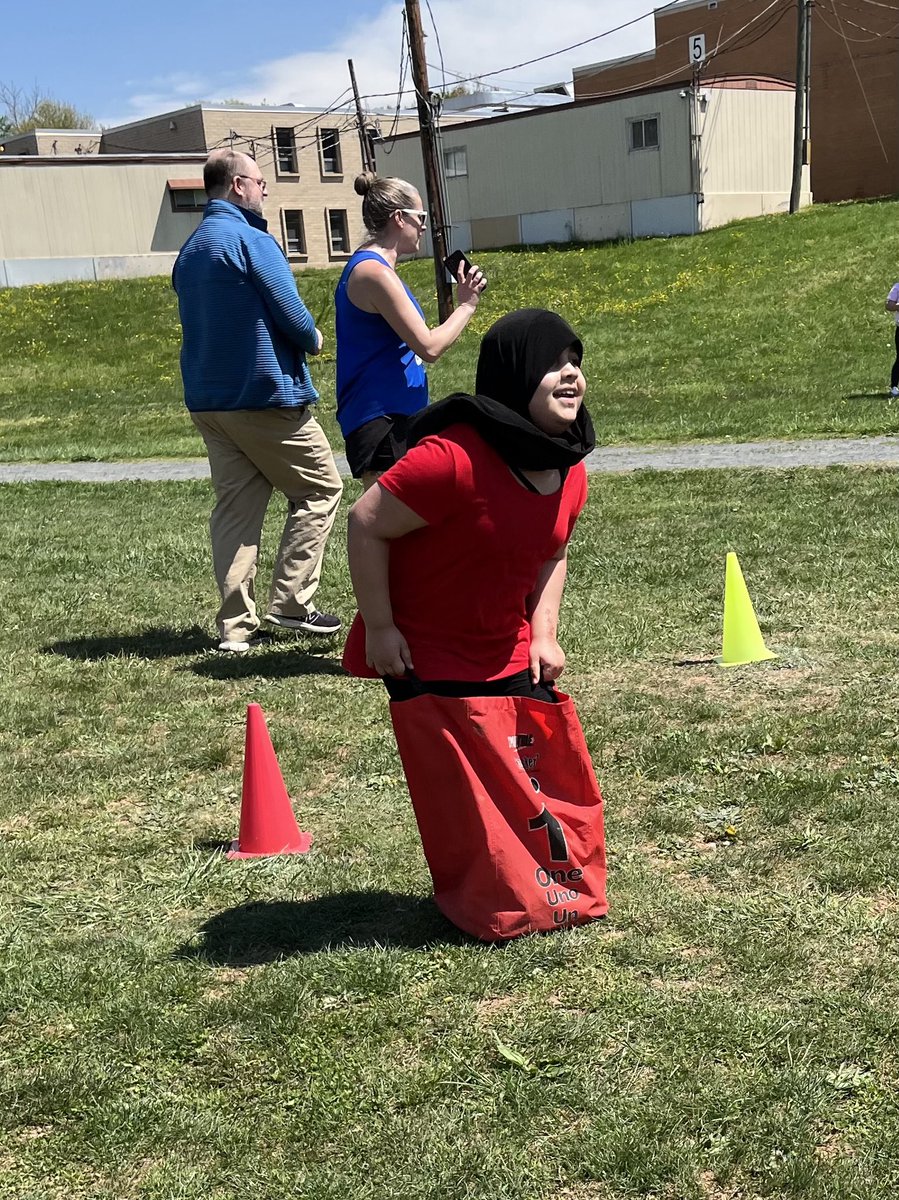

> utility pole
[348,58,375,174]
[405,0,454,320]
[789,0,811,213]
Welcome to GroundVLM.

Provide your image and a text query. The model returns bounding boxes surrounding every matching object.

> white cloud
[248,0,656,110]
[102,0,656,127]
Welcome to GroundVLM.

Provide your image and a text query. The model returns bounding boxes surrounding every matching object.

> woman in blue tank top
[335,172,487,488]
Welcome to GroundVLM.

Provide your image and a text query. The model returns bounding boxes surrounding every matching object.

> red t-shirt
[342,424,588,681]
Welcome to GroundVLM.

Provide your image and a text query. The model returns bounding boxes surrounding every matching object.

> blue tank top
[335,249,429,438]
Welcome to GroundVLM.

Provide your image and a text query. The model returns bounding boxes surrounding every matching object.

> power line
[714,1,795,56]
[379,10,412,156]
[350,2,662,105]
[820,0,891,160]
[541,0,787,103]
[816,0,899,39]
[425,0,448,93]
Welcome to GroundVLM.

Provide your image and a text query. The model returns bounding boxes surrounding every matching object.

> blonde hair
[354,172,419,236]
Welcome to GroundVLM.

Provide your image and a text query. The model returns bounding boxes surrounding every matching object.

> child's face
[527,345,586,436]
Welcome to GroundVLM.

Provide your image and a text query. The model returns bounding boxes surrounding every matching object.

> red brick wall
[573,0,898,202]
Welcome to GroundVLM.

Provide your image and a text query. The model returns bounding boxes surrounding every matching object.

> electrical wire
[378,10,412,156]
[820,0,891,160]
[815,0,899,38]
[547,0,787,102]
[425,0,448,94]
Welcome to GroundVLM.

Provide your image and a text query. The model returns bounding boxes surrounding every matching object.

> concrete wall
[1,253,178,286]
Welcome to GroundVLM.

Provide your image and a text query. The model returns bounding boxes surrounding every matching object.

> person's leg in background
[891,325,899,394]
[191,412,273,649]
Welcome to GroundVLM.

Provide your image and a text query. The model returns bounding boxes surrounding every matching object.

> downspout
[688,75,704,233]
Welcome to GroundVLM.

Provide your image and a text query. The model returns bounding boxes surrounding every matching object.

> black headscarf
[406,308,595,470]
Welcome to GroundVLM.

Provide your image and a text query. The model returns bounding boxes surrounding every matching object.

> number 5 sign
[689,33,706,64]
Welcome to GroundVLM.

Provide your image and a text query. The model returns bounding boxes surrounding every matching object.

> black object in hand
[443,249,473,281]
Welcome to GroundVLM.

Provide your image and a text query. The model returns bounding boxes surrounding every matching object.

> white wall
[387,85,803,250]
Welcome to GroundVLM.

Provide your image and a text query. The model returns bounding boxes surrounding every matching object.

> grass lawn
[4,467,899,1198]
[2,200,899,461]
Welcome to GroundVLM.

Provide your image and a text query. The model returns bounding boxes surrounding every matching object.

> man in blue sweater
[173,148,343,652]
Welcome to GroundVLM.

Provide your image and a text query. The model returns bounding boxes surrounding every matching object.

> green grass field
[4,466,899,1198]
[2,199,899,461]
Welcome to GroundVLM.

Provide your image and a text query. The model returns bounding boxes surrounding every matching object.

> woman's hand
[366,623,414,678]
[457,263,487,308]
[529,635,565,687]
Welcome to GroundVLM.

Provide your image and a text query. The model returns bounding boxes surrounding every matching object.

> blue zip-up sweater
[172,199,319,411]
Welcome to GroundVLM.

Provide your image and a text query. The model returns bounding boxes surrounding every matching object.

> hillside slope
[1,200,897,460]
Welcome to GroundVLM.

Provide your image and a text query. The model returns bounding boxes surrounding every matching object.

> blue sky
[5,0,656,128]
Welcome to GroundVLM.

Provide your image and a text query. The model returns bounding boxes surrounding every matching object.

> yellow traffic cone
[719,552,776,667]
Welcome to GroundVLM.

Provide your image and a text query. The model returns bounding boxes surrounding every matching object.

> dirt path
[2,436,898,482]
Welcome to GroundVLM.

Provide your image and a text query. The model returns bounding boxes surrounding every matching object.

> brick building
[573,0,899,203]
[98,103,426,267]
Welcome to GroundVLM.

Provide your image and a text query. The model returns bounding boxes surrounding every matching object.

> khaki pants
[191,406,343,643]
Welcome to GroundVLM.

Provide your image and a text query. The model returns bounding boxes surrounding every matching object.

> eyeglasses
[398,208,428,228]
[235,174,268,192]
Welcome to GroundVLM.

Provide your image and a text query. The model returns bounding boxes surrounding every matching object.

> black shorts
[344,414,411,479]
[384,669,559,704]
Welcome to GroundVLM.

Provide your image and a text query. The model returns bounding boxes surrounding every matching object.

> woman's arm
[526,544,569,686]
[348,260,485,363]
[347,484,428,677]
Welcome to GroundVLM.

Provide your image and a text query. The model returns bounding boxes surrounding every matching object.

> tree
[0,82,94,133]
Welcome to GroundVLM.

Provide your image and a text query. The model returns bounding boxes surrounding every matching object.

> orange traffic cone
[227,703,313,859]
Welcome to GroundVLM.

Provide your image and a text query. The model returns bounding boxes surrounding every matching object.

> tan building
[98,103,430,268]
[572,0,899,204]
[386,79,809,255]
[0,129,100,156]
[0,155,209,286]
[0,102,445,285]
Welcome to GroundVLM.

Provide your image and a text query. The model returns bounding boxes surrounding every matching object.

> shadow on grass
[187,644,348,680]
[844,391,893,401]
[44,624,212,660]
[176,893,468,962]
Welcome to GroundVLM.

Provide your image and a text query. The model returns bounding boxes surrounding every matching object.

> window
[326,209,350,255]
[629,116,659,151]
[443,146,468,179]
[167,179,206,213]
[282,209,307,257]
[318,127,342,175]
[274,126,298,174]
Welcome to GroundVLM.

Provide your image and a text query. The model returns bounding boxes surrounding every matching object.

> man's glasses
[398,208,428,228]
[235,174,268,192]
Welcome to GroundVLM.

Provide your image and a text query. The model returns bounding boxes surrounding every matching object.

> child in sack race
[343,308,607,940]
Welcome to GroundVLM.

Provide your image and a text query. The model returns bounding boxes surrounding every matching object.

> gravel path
[2,436,899,483]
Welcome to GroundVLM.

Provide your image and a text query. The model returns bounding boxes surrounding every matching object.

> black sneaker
[264,610,342,635]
